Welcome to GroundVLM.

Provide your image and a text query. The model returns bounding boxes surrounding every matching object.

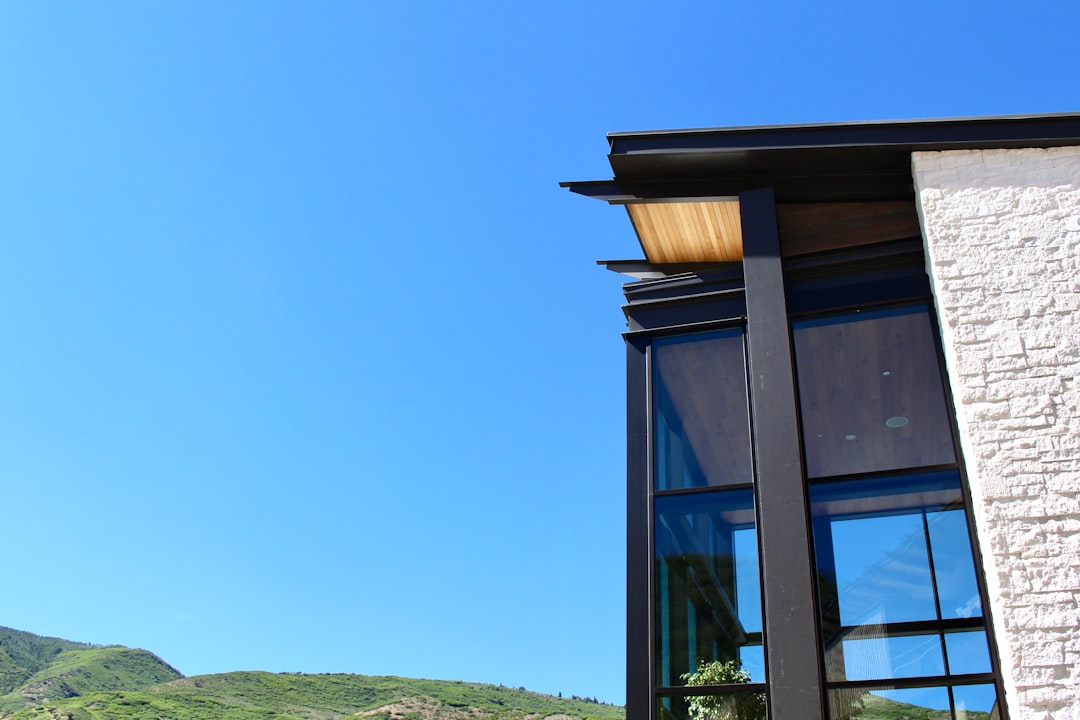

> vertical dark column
[625,337,650,720]
[739,188,824,720]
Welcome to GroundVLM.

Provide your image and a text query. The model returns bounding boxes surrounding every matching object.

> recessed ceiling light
[845,434,857,440]
[882,371,891,376]
[886,416,909,428]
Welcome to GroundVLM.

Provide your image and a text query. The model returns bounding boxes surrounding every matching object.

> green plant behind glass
[680,660,765,720]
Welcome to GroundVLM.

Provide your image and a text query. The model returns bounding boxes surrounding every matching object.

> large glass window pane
[811,472,987,685]
[653,330,752,490]
[793,305,956,478]
[829,512,936,626]
[838,634,944,681]
[656,489,763,686]
[927,510,983,620]
[827,685,951,720]
[826,684,1000,720]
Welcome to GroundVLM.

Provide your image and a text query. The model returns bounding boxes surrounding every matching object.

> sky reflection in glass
[654,489,763,685]
[830,512,936,626]
[812,471,991,695]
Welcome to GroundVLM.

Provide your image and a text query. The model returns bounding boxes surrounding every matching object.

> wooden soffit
[777,201,922,257]
[626,199,742,263]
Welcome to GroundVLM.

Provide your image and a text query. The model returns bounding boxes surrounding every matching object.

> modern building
[563,114,1080,720]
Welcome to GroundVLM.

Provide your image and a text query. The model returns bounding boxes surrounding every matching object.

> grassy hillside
[0,646,182,712]
[0,671,625,720]
[853,692,991,720]
[0,629,95,696]
[0,627,623,720]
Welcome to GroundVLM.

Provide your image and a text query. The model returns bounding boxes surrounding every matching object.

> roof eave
[562,112,1080,202]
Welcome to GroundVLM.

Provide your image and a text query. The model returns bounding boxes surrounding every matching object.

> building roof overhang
[563,112,1080,203]
[563,112,1080,265]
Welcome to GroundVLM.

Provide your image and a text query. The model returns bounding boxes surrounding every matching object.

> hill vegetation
[0,628,182,713]
[0,628,623,720]
[0,628,94,696]
[2,671,625,720]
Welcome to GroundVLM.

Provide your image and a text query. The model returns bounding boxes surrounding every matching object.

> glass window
[811,471,999,717]
[655,489,763,687]
[793,306,956,479]
[927,510,984,620]
[944,631,992,675]
[825,683,1000,719]
[654,330,752,490]
[812,473,982,641]
[827,510,937,627]
[837,634,944,681]
[952,684,1000,716]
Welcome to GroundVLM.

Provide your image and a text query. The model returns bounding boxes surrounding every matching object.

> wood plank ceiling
[626,200,743,263]
[625,199,922,264]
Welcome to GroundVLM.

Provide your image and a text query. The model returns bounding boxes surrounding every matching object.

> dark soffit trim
[607,112,1080,158]
[562,170,915,202]
[562,113,1080,202]
[599,259,743,280]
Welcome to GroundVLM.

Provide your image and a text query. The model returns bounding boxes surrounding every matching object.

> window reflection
[814,473,983,640]
[811,472,998,716]
[927,510,984,619]
[826,683,1000,719]
[953,684,1000,718]
[945,631,993,675]
[654,330,752,490]
[793,306,956,478]
[829,511,937,626]
[655,490,763,686]
[839,634,944,681]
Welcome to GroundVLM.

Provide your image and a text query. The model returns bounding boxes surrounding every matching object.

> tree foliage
[679,661,765,720]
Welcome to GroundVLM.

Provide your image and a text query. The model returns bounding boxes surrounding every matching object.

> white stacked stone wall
[913,147,1080,720]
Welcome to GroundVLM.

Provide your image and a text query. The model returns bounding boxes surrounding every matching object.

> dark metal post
[625,337,650,720]
[740,187,825,720]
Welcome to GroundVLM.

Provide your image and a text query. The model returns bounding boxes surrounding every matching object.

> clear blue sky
[0,1,1074,706]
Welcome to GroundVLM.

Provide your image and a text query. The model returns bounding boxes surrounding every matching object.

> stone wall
[913,147,1080,720]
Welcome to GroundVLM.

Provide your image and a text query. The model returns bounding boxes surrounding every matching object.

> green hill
[0,646,183,712]
[0,627,623,720]
[0,628,94,695]
[0,628,182,714]
[853,692,991,720]
[0,671,624,720]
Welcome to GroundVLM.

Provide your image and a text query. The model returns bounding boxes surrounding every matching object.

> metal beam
[625,337,650,720]
[740,187,825,720]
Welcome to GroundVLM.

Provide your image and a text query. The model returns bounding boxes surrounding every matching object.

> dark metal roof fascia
[606,112,1080,156]
[561,169,915,203]
[607,113,1080,182]
[563,113,1080,203]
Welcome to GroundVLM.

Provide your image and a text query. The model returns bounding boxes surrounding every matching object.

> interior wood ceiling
[654,333,753,487]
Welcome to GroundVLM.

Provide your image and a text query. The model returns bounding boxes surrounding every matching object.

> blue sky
[0,1,1075,706]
